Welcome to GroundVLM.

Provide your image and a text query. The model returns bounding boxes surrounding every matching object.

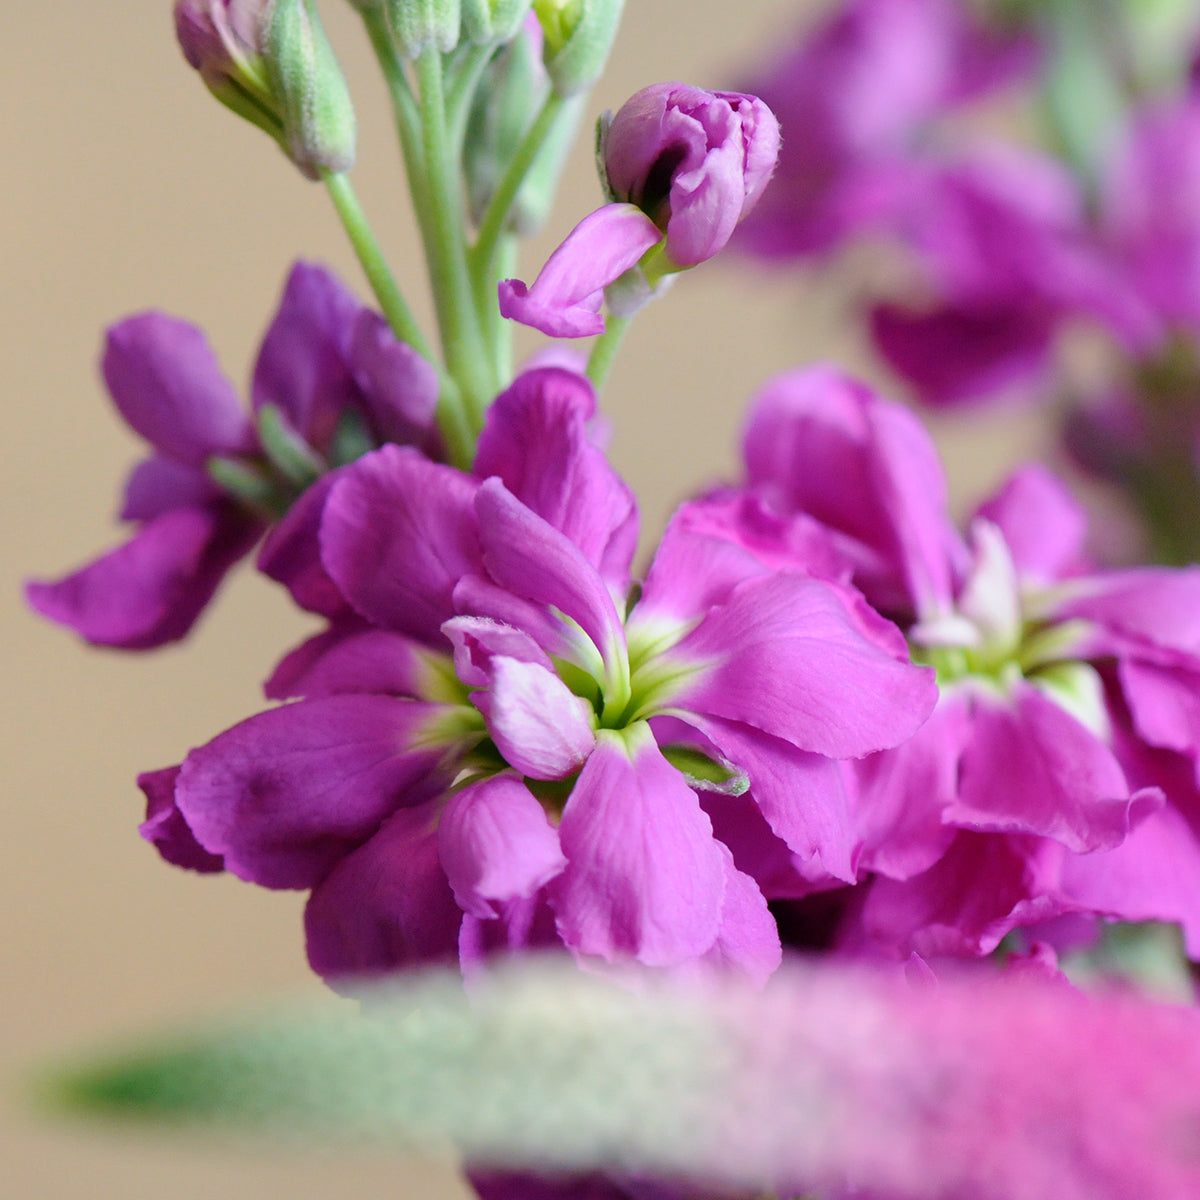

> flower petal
[138,765,224,873]
[498,204,662,338]
[348,309,440,450]
[551,724,725,966]
[176,695,456,888]
[439,775,567,919]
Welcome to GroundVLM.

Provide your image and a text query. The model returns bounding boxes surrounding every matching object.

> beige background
[1,3,1044,1197]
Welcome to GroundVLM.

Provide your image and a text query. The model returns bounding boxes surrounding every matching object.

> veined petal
[321,445,483,644]
[305,799,462,982]
[103,314,253,465]
[498,204,662,338]
[947,682,1159,853]
[551,724,725,966]
[439,775,567,919]
[474,657,596,780]
[474,368,638,587]
[669,572,936,758]
[176,696,462,889]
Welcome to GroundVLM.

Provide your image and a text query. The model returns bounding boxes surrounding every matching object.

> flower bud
[174,0,282,138]
[461,0,533,44]
[264,0,357,177]
[532,0,625,95]
[386,0,463,55]
[602,82,780,267]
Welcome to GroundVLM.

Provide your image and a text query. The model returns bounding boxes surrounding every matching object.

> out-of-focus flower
[28,262,438,649]
[735,0,1033,259]
[152,367,934,982]
[719,366,1200,958]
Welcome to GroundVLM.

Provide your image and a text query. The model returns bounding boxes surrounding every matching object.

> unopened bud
[461,0,533,44]
[386,0,463,55]
[174,0,282,138]
[532,0,624,95]
[265,0,357,177]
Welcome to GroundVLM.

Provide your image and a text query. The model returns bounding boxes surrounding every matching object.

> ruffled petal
[551,724,725,966]
[439,775,567,918]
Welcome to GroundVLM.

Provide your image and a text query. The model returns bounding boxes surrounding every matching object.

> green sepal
[658,744,749,796]
[256,403,324,488]
[205,456,289,518]
[265,0,358,178]
[462,0,533,44]
[328,409,376,467]
[533,0,625,95]
[387,0,463,56]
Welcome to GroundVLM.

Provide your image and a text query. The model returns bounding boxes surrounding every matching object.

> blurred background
[1,2,1045,1195]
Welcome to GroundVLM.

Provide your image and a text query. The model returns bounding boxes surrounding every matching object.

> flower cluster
[32,3,1200,1199]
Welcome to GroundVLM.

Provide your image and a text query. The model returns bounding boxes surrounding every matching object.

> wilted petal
[26,502,260,650]
[321,445,483,643]
[176,695,456,888]
[498,204,662,338]
[305,799,462,981]
[103,314,253,465]
[439,775,567,918]
[138,765,224,873]
[552,724,725,965]
[669,572,936,759]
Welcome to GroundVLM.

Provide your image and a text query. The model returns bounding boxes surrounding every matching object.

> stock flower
[499,82,779,336]
[735,0,1033,258]
[28,262,438,649]
[157,367,934,982]
[727,366,1200,957]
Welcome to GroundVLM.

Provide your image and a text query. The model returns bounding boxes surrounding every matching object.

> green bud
[264,0,358,177]
[461,0,533,44]
[533,0,623,95]
[386,0,463,56]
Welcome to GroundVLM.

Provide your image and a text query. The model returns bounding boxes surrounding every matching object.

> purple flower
[728,365,1200,957]
[498,82,779,337]
[736,0,1034,259]
[156,366,935,982]
[174,0,267,83]
[28,261,438,649]
[602,83,780,268]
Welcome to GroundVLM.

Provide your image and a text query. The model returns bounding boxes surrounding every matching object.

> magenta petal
[348,310,440,448]
[475,479,626,670]
[695,843,782,985]
[305,799,462,981]
[321,445,483,643]
[103,314,253,465]
[264,623,437,701]
[685,713,856,884]
[443,615,555,689]
[138,765,224,873]
[251,261,363,448]
[120,456,221,521]
[474,368,639,586]
[1119,658,1200,761]
[1056,568,1200,659]
[439,775,567,919]
[973,465,1088,584]
[498,204,662,338]
[857,831,1070,958]
[671,572,936,758]
[552,725,725,966]
[27,503,260,650]
[176,695,455,889]
[474,658,596,780]
[948,682,1158,852]
[257,471,351,618]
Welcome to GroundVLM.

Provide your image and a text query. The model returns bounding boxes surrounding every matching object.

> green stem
[470,92,568,286]
[416,47,497,428]
[322,171,432,361]
[585,314,632,392]
[445,41,498,149]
